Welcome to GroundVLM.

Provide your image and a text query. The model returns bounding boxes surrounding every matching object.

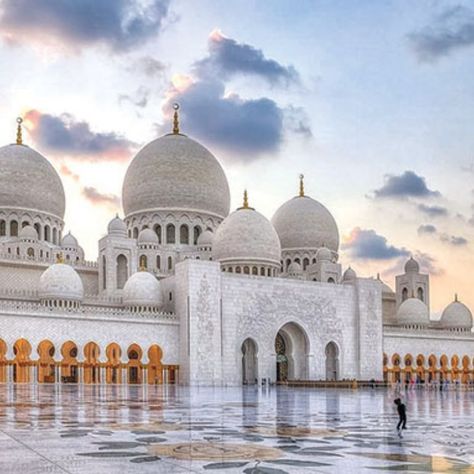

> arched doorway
[84,342,100,384]
[241,338,258,384]
[127,344,142,384]
[325,341,339,381]
[61,341,79,383]
[106,343,122,384]
[13,339,32,383]
[37,340,56,383]
[147,344,163,385]
[275,322,309,382]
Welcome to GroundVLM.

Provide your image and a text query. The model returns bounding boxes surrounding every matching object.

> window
[116,254,128,289]
[417,287,424,301]
[180,224,189,244]
[244,266,250,274]
[27,247,34,257]
[166,224,175,244]
[34,223,41,238]
[22,221,29,228]
[0,220,6,236]
[285,259,291,271]
[168,256,173,270]
[252,267,258,275]
[402,287,408,301]
[156,255,161,270]
[193,226,202,245]
[236,266,241,274]
[260,267,265,276]
[10,220,18,237]
[102,256,107,290]
[154,224,162,244]
[267,268,271,276]
[133,227,139,239]
[44,225,50,242]
[52,228,57,245]
[328,277,335,283]
[303,258,309,270]
[169,292,173,301]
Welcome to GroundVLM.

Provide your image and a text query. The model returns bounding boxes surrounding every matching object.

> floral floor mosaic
[1,384,474,473]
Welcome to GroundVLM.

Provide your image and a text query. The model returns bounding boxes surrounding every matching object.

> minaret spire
[299,174,304,197]
[16,117,23,145]
[172,103,180,134]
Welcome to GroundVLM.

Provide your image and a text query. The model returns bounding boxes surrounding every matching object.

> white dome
[342,267,357,282]
[404,257,419,274]
[122,134,230,219]
[38,263,84,302]
[197,229,214,246]
[61,232,78,247]
[123,271,163,308]
[19,225,38,240]
[0,144,65,219]
[272,195,339,254]
[316,246,332,262]
[138,228,158,245]
[397,298,429,326]
[212,207,281,266]
[440,299,472,330]
[288,262,302,273]
[108,215,127,237]
[382,282,394,294]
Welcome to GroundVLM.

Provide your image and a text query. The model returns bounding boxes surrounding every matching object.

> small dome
[397,297,429,326]
[123,271,162,308]
[19,225,38,240]
[61,232,78,247]
[38,263,84,302]
[138,228,159,245]
[107,215,127,237]
[0,144,65,219]
[404,257,419,274]
[382,282,394,295]
[316,246,332,262]
[122,134,230,219]
[287,262,302,274]
[212,205,281,267]
[440,298,472,330]
[342,267,357,282]
[272,194,339,254]
[197,229,214,246]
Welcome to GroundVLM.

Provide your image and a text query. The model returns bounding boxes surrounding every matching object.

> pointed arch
[127,343,143,384]
[61,341,79,383]
[13,338,32,383]
[147,344,163,385]
[37,340,56,383]
[84,342,101,384]
[105,343,122,384]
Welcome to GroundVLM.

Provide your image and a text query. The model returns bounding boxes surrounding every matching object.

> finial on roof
[243,189,249,209]
[455,293,458,302]
[299,174,304,197]
[172,102,180,134]
[16,117,23,145]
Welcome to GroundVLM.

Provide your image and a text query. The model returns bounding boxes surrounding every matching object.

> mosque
[0,109,473,386]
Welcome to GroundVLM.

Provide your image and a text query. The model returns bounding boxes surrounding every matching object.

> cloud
[341,227,409,260]
[131,56,167,77]
[408,6,474,62]
[382,251,445,278]
[440,233,468,246]
[25,109,135,161]
[59,164,80,182]
[82,186,120,209]
[118,86,150,108]
[0,0,170,52]
[194,29,299,86]
[373,171,440,199]
[418,224,437,235]
[417,203,448,217]
[160,77,285,156]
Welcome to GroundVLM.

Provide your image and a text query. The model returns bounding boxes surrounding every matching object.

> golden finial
[455,293,458,302]
[299,174,304,197]
[243,189,249,209]
[56,253,64,264]
[16,117,23,145]
[172,102,180,134]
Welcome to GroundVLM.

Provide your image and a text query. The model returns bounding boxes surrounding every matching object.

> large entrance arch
[275,322,309,382]
[241,338,258,384]
[325,341,339,381]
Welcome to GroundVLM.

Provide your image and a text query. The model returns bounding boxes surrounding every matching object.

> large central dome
[122,134,230,219]
[0,144,65,219]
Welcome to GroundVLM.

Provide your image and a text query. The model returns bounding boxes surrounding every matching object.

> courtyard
[0,384,473,473]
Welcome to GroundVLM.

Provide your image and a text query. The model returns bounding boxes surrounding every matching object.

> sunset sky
[0,0,473,314]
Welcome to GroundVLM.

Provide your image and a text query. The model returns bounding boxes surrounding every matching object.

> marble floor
[1,385,474,473]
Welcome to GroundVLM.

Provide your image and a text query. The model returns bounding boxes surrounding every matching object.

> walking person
[394,398,407,438]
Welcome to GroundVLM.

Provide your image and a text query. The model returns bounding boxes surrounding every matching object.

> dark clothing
[397,403,407,430]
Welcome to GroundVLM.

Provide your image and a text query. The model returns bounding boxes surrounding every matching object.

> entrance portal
[275,322,309,382]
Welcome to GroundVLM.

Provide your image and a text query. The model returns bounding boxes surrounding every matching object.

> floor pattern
[1,384,474,472]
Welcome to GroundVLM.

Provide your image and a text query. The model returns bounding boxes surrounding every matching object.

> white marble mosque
[0,110,473,387]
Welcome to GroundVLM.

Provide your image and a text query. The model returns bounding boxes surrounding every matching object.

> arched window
[116,254,128,289]
[52,228,57,245]
[153,224,162,244]
[156,255,161,270]
[166,224,175,244]
[294,257,301,264]
[27,247,34,257]
[102,256,107,290]
[260,267,265,276]
[44,225,50,242]
[228,267,233,273]
[193,226,202,245]
[139,255,147,269]
[303,258,309,270]
[252,266,258,275]
[168,256,173,270]
[402,287,408,301]
[244,266,250,274]
[10,220,18,237]
[133,227,139,239]
[267,268,271,276]
[16,247,20,255]
[417,287,424,301]
[180,224,189,244]
[0,220,5,236]
[22,221,29,228]
[34,223,41,239]
[236,266,241,274]
[328,277,335,283]
[285,258,291,271]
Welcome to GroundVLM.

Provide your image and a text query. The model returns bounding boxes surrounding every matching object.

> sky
[0,0,473,314]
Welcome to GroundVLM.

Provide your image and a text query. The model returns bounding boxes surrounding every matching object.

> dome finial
[299,174,304,197]
[243,189,249,209]
[172,102,180,134]
[16,117,23,145]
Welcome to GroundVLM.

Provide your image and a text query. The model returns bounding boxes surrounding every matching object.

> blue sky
[0,0,473,312]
